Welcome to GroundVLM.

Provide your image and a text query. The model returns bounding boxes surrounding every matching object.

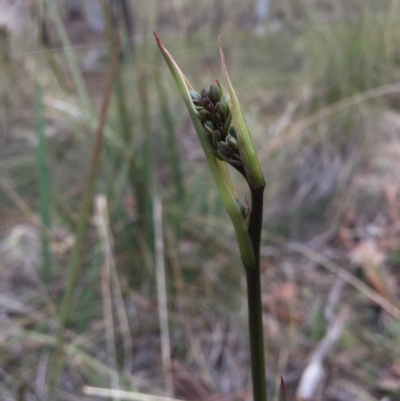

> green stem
[246,185,267,401]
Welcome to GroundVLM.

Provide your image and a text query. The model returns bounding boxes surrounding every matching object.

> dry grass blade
[36,351,50,400]
[89,195,134,377]
[95,194,120,400]
[324,277,346,324]
[260,81,400,162]
[46,0,94,120]
[83,386,186,401]
[0,176,40,226]
[153,194,173,396]
[111,264,133,376]
[296,308,348,401]
[286,242,400,319]
[350,239,400,309]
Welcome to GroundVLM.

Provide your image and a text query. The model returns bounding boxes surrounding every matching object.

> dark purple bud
[218,141,234,158]
[227,158,243,167]
[212,112,222,125]
[201,88,209,100]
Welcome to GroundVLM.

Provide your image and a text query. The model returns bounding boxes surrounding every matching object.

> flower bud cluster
[190,84,242,168]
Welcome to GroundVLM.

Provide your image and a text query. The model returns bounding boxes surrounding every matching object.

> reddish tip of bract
[153,31,162,48]
[279,376,287,401]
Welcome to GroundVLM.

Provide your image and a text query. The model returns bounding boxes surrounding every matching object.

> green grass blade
[46,0,94,123]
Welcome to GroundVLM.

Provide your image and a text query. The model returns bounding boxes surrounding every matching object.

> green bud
[215,102,227,119]
[211,130,221,148]
[226,135,238,150]
[208,83,221,103]
[222,114,232,136]
[199,109,211,120]
[213,148,224,160]
[229,126,237,139]
[204,121,214,133]
[222,99,230,115]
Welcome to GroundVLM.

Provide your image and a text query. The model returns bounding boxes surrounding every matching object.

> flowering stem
[246,185,267,401]
[154,31,267,400]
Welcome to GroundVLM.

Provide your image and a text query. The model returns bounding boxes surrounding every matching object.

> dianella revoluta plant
[155,33,286,401]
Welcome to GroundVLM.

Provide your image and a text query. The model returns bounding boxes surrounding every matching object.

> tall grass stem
[35,80,52,283]
[49,39,121,395]
[95,195,121,400]
[34,1,51,283]
[153,195,173,395]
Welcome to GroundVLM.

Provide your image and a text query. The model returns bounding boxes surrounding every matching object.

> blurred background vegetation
[1,0,400,400]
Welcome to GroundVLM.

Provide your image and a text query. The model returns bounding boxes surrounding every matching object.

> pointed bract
[218,37,265,190]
